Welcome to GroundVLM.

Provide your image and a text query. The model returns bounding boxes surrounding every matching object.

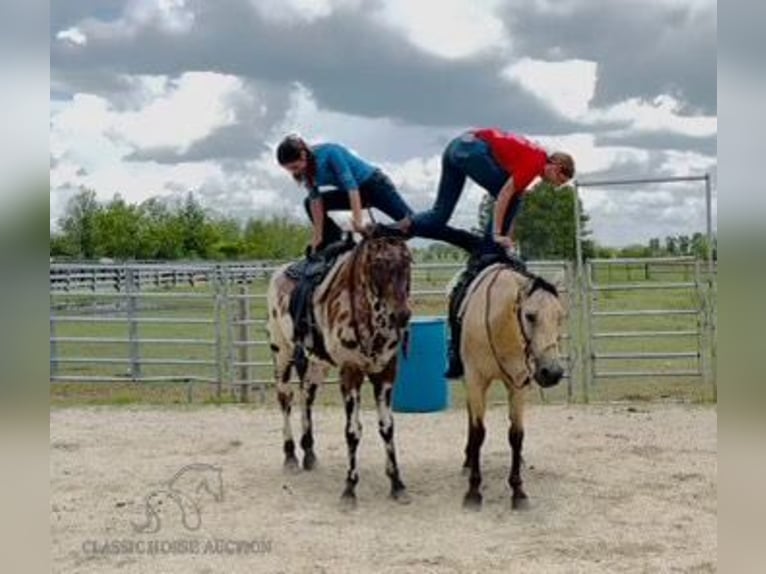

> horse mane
[528,275,559,297]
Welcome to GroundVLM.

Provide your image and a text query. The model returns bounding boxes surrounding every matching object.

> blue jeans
[410,132,512,252]
[304,170,414,245]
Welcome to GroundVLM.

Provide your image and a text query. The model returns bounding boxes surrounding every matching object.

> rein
[483,267,532,390]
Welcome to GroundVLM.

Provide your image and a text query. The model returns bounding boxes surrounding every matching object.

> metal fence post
[704,173,717,401]
[582,261,593,403]
[573,182,590,403]
[50,294,58,381]
[126,267,142,381]
[214,266,224,399]
[237,283,251,403]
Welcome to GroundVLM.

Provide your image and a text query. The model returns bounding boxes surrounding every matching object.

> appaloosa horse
[455,263,566,509]
[266,234,413,507]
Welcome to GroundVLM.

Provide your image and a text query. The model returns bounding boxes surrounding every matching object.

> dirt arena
[51,404,716,573]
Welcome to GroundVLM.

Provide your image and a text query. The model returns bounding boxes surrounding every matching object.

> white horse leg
[340,365,364,507]
[299,360,325,471]
[370,360,409,503]
[272,342,298,472]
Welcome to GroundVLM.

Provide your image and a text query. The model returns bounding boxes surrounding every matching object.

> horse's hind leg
[299,360,325,471]
[340,365,364,507]
[272,344,299,472]
[462,399,472,474]
[369,360,409,503]
[507,387,529,509]
[463,368,488,509]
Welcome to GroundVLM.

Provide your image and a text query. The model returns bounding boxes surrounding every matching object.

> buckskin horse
[454,263,566,509]
[266,232,413,507]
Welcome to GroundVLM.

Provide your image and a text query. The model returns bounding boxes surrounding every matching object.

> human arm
[309,196,325,251]
[327,148,366,233]
[347,189,366,234]
[493,176,520,249]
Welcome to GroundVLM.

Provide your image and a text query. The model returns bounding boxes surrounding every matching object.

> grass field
[50,260,716,407]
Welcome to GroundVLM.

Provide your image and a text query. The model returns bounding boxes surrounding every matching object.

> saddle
[445,241,531,379]
[285,234,356,365]
[448,248,529,325]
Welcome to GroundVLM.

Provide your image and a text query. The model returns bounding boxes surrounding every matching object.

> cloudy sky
[50,0,717,246]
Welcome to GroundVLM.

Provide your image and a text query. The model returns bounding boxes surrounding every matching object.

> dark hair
[276,135,304,165]
[276,134,316,188]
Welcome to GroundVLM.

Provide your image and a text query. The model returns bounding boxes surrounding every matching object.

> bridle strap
[484,267,532,390]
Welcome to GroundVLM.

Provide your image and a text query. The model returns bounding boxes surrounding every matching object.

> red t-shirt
[473,128,548,193]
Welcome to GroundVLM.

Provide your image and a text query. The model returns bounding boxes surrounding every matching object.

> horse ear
[550,271,566,292]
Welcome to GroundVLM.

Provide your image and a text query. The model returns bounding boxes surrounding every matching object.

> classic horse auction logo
[132,463,224,534]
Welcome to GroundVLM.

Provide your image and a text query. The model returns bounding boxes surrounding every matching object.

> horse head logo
[132,463,224,534]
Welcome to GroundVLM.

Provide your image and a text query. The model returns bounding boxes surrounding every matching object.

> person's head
[276,134,313,183]
[542,152,575,187]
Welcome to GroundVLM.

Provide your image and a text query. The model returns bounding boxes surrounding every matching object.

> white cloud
[50,71,254,217]
[51,72,244,161]
[505,58,716,140]
[73,0,195,40]
[56,27,87,46]
[586,95,717,136]
[503,58,597,119]
[376,0,509,59]
[534,133,651,176]
[248,0,362,24]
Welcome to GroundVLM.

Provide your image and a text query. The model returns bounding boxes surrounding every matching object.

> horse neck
[485,268,526,328]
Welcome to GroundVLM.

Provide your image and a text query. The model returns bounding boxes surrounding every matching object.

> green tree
[93,194,142,259]
[59,189,101,259]
[678,234,691,256]
[665,236,678,256]
[514,182,592,260]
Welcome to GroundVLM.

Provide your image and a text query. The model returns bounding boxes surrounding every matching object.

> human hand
[493,234,514,251]
[351,218,367,235]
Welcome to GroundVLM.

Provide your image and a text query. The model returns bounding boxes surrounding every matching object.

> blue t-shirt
[308,143,377,198]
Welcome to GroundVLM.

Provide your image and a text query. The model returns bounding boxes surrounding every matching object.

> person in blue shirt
[276,135,414,253]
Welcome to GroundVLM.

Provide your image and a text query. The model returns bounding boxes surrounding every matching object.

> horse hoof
[340,491,357,510]
[303,452,317,471]
[283,457,300,474]
[512,494,530,510]
[391,488,411,505]
[462,491,482,510]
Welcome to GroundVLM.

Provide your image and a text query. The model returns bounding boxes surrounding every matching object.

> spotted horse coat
[266,235,413,507]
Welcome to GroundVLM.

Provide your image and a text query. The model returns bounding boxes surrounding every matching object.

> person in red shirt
[405,129,574,379]
[406,129,575,254]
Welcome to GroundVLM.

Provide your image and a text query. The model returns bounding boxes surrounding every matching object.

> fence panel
[50,258,714,403]
[582,257,715,402]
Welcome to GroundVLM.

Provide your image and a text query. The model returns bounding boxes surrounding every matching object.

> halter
[483,267,534,390]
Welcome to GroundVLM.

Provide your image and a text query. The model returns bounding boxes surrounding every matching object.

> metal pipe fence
[50,256,716,403]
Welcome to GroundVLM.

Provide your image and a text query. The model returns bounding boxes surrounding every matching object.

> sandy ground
[51,404,716,573]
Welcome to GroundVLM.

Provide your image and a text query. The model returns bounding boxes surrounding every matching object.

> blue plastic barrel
[392,316,450,412]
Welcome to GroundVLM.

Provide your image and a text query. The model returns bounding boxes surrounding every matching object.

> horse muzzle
[534,362,564,388]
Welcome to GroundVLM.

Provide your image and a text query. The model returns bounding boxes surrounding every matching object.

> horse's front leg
[299,360,325,471]
[369,359,409,503]
[463,367,488,509]
[507,387,529,509]
[273,344,298,472]
[340,365,364,508]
